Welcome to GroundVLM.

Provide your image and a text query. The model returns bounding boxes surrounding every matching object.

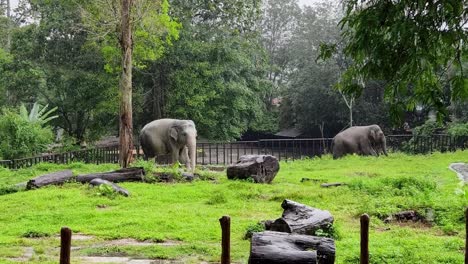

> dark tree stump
[89,178,130,197]
[267,200,334,236]
[26,170,74,190]
[76,167,145,183]
[227,155,279,183]
[249,231,335,264]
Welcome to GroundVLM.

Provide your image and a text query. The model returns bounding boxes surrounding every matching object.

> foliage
[19,102,58,125]
[134,0,275,140]
[243,222,265,240]
[94,184,117,199]
[412,120,445,137]
[331,0,468,121]
[0,108,53,159]
[0,152,467,263]
[447,122,468,139]
[80,0,180,72]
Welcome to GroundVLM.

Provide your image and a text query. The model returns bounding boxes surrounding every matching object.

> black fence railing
[0,135,466,169]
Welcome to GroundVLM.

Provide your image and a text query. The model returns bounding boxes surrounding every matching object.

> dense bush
[0,109,54,159]
[447,122,468,139]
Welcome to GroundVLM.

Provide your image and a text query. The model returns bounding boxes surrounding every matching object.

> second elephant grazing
[332,124,388,159]
[139,119,197,172]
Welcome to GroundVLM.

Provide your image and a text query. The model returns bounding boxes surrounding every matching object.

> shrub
[447,122,468,139]
[0,109,54,159]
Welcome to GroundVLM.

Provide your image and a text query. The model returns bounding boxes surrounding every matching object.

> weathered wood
[76,167,144,183]
[89,178,130,197]
[60,227,72,264]
[267,200,334,236]
[360,214,369,264]
[227,155,279,183]
[26,170,74,190]
[219,216,231,264]
[320,182,346,188]
[249,231,335,264]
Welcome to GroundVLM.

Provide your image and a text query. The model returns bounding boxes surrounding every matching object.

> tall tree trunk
[119,0,134,168]
[6,0,11,51]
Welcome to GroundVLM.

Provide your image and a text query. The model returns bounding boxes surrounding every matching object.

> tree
[132,0,274,140]
[81,0,179,167]
[332,0,468,122]
[260,0,301,106]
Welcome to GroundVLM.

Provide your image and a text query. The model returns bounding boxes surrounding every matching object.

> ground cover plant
[0,151,467,263]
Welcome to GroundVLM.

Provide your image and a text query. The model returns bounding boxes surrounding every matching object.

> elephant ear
[170,127,178,141]
[369,130,377,142]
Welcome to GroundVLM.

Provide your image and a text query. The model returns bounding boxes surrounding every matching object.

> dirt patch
[6,247,34,262]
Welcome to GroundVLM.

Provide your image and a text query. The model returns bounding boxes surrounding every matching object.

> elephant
[332,124,388,159]
[139,119,197,171]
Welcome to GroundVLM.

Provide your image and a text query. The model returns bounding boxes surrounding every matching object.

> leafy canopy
[323,0,468,122]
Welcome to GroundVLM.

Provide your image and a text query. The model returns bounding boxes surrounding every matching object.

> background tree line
[0,0,466,159]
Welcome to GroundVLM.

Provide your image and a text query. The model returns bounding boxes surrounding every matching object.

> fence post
[360,214,370,264]
[219,215,230,264]
[60,227,72,264]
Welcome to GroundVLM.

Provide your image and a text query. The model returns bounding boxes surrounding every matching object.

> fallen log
[249,231,335,264]
[267,200,334,236]
[26,170,74,190]
[76,167,145,183]
[227,155,279,183]
[320,182,346,188]
[89,178,130,197]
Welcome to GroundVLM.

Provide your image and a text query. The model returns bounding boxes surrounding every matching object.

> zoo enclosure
[0,134,466,170]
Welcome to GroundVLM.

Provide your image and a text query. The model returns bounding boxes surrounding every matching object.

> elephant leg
[179,147,191,170]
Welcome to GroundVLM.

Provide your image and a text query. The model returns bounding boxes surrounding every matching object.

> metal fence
[0,135,466,169]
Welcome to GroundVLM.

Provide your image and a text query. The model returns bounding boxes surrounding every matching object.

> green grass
[0,151,467,263]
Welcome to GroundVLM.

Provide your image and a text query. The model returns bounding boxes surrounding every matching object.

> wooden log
[249,231,335,264]
[320,182,346,188]
[267,200,334,236]
[89,178,130,197]
[76,167,144,183]
[26,170,74,190]
[227,155,279,183]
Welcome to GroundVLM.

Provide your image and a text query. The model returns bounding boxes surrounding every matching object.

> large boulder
[226,155,279,183]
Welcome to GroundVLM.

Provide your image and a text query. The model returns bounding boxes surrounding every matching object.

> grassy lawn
[0,151,467,263]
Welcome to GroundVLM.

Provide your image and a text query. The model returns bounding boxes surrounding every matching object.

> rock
[449,163,468,182]
[384,210,425,223]
[227,155,279,183]
[267,200,334,236]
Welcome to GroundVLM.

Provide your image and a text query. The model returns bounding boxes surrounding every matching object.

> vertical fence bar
[219,216,231,264]
[360,214,370,264]
[216,143,219,165]
[60,227,72,264]
[223,143,226,165]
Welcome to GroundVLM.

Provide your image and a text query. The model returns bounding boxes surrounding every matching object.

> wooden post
[360,214,370,264]
[465,208,468,264]
[60,227,72,264]
[219,216,231,264]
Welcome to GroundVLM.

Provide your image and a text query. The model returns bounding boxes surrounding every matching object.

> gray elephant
[139,119,197,171]
[332,124,388,159]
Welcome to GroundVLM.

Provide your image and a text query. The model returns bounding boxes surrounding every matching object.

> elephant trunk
[187,138,196,172]
[382,137,388,156]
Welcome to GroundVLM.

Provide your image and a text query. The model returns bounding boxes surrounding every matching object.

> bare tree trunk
[6,0,11,51]
[119,0,134,168]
